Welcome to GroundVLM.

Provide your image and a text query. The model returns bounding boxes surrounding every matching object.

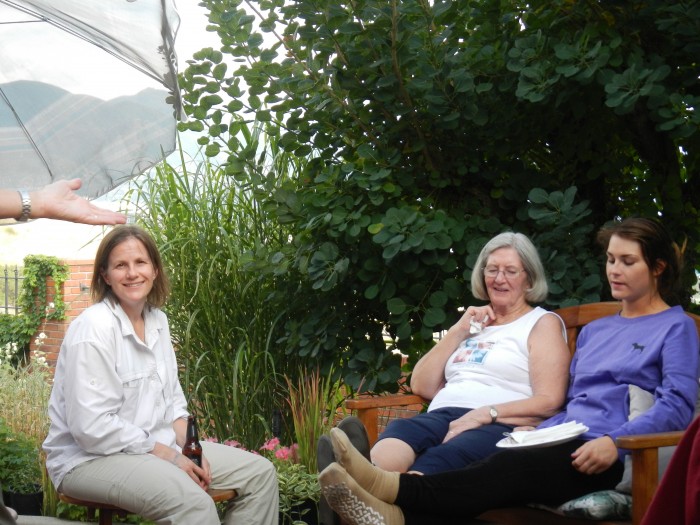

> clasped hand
[173,452,212,490]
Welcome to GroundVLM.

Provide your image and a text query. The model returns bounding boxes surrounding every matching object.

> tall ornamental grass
[0,360,51,453]
[285,367,345,473]
[126,127,304,448]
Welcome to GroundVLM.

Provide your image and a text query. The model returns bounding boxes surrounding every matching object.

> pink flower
[260,437,280,451]
[275,446,292,461]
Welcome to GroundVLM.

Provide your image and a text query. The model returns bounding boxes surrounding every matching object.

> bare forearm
[410,331,464,398]
[487,395,565,426]
[0,180,126,224]
[173,417,187,449]
[0,189,26,219]
[150,441,179,463]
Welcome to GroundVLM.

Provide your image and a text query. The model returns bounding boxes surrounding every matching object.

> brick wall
[29,260,94,372]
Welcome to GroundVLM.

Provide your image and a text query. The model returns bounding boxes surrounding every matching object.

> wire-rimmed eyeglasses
[482,266,526,279]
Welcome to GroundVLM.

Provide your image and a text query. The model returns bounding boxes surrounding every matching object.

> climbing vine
[0,255,68,365]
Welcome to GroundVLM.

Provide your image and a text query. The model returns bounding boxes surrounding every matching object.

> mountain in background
[0,80,175,197]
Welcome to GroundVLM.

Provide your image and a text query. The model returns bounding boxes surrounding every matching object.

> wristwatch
[16,189,31,222]
[489,406,498,424]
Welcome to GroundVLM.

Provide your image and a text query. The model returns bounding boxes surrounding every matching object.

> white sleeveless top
[428,307,564,411]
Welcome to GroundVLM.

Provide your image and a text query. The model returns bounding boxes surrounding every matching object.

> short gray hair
[470,232,548,303]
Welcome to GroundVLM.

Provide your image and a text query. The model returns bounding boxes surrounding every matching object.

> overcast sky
[175,2,220,65]
[0,1,218,99]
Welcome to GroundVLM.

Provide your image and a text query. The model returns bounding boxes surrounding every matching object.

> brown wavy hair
[597,217,683,305]
[90,225,170,308]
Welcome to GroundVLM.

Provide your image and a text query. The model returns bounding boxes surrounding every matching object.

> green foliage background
[176,0,700,392]
[0,256,67,364]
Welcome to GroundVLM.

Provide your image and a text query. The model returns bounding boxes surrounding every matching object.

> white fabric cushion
[615,384,676,494]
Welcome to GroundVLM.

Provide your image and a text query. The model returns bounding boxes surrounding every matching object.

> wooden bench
[345,302,700,525]
[58,487,237,525]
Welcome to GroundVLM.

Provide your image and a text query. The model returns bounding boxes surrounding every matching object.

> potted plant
[0,352,54,517]
[0,418,43,515]
[259,438,320,525]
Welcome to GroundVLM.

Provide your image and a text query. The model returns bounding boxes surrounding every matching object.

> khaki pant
[60,441,278,525]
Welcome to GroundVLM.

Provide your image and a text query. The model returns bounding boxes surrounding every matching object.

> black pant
[395,439,625,525]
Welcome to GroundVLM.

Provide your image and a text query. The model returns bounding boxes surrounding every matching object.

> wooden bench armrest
[615,430,684,525]
[345,393,427,446]
[345,393,426,410]
[616,430,684,449]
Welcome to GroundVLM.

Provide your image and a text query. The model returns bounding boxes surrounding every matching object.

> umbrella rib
[0,86,55,179]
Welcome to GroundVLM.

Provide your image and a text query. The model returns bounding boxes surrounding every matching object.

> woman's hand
[151,442,212,490]
[570,436,618,474]
[458,305,495,333]
[442,410,489,443]
[31,179,127,224]
[201,455,212,488]
[172,452,212,490]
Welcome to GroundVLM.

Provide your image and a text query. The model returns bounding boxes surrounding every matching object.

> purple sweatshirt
[539,306,699,457]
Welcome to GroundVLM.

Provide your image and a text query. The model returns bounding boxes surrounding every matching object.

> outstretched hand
[32,179,127,225]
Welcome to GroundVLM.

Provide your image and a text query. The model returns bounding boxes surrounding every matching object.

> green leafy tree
[179,0,700,391]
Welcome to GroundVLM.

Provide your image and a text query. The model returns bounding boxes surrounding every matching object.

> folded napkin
[507,421,589,445]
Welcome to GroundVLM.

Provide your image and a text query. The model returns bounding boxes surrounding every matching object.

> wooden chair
[58,487,237,525]
[345,302,700,525]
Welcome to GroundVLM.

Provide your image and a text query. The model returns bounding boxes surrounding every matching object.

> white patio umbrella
[0,0,183,197]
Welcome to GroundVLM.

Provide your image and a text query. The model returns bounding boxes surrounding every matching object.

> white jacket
[43,299,189,487]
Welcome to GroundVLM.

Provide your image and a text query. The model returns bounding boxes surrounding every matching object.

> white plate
[495,433,585,449]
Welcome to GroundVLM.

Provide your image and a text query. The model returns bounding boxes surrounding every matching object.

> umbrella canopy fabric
[0,0,182,197]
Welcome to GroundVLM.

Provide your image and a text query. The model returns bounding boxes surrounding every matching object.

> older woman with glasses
[366,231,570,475]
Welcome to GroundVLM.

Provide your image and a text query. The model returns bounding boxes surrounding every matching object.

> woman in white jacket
[44,225,278,525]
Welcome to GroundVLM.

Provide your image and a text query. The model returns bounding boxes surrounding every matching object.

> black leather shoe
[317,434,339,525]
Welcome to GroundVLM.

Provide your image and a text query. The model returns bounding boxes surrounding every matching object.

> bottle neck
[186,416,200,442]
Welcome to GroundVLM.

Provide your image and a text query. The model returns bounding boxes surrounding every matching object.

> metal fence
[1,265,23,315]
